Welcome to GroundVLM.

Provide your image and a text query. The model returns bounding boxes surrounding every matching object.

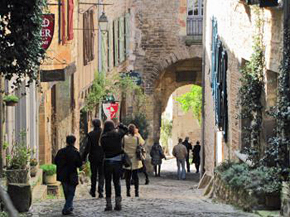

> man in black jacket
[182,137,192,173]
[82,119,104,198]
[55,135,82,215]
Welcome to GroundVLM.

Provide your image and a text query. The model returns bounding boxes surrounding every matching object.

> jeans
[104,160,122,198]
[186,155,190,172]
[124,169,139,192]
[176,159,186,180]
[62,182,76,212]
[90,161,104,195]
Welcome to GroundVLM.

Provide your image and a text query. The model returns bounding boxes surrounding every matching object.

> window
[211,18,228,142]
[67,0,74,40]
[187,0,203,17]
[83,9,95,65]
[113,19,119,66]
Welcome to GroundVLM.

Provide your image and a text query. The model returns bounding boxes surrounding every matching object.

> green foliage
[6,131,31,170]
[238,9,264,167]
[3,95,19,103]
[160,117,172,150]
[216,162,282,195]
[30,158,38,166]
[40,164,56,176]
[79,161,91,177]
[176,85,202,124]
[122,112,149,140]
[0,0,47,88]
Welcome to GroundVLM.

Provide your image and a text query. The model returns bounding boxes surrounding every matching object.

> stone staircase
[30,169,47,202]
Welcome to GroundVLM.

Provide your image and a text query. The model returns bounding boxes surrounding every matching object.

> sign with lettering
[41,14,55,50]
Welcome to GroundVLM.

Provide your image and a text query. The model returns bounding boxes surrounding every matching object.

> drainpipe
[200,0,207,179]
[98,0,102,119]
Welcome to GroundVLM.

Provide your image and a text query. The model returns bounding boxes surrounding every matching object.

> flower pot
[5,101,18,106]
[8,183,32,212]
[44,174,57,184]
[6,169,29,184]
[30,165,38,177]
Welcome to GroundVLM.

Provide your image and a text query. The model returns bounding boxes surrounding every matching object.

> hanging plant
[0,0,47,88]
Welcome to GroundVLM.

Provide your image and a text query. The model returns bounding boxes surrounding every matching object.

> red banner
[41,14,55,50]
[103,103,119,120]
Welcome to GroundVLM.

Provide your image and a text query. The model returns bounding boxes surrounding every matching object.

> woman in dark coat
[100,121,128,211]
[192,141,201,173]
[150,142,165,177]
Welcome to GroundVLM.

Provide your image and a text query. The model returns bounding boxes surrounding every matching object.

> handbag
[122,152,132,168]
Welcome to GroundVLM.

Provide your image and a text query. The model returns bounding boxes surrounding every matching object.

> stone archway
[147,57,202,144]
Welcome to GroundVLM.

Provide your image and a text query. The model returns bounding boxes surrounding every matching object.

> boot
[127,188,131,197]
[145,178,149,185]
[114,197,122,211]
[104,198,112,211]
[135,184,139,197]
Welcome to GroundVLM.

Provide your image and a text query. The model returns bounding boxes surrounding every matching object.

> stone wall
[130,0,202,144]
[203,0,283,174]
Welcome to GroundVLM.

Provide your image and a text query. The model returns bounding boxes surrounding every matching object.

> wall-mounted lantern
[99,12,108,33]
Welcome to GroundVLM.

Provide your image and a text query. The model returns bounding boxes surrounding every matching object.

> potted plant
[5,131,32,212]
[40,164,57,184]
[30,158,38,177]
[3,95,19,106]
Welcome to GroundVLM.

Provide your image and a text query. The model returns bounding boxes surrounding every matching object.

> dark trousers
[142,160,149,181]
[62,182,76,212]
[154,165,161,176]
[90,161,104,195]
[195,162,200,173]
[104,160,122,198]
[125,169,139,193]
[186,155,190,172]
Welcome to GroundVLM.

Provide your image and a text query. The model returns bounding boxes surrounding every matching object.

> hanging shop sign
[41,14,55,50]
[103,102,119,120]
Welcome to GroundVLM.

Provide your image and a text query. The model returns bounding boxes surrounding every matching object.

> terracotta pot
[5,101,18,106]
[30,166,38,177]
[44,174,57,184]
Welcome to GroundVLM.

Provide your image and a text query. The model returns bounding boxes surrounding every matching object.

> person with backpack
[150,142,166,177]
[55,135,82,215]
[123,124,143,197]
[82,119,104,198]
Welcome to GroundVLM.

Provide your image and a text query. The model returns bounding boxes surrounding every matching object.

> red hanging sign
[41,14,55,50]
[103,103,119,120]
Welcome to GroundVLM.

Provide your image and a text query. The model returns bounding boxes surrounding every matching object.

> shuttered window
[119,17,125,62]
[61,0,66,44]
[67,0,74,40]
[125,13,130,57]
[113,19,119,66]
[83,9,95,65]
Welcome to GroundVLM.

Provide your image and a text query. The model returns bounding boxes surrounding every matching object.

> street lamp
[99,12,108,32]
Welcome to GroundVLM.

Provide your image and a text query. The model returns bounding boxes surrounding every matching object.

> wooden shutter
[89,9,95,61]
[83,11,89,65]
[62,0,66,44]
[125,13,130,57]
[108,23,113,71]
[119,17,125,62]
[114,19,119,66]
[67,0,74,40]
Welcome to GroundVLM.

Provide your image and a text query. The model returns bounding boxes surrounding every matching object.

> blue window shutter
[114,19,119,66]
[119,17,125,62]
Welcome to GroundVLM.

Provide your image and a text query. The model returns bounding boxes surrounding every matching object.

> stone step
[30,168,43,190]
[32,184,47,202]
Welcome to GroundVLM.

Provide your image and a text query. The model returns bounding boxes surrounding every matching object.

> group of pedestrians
[54,119,155,215]
[172,137,201,180]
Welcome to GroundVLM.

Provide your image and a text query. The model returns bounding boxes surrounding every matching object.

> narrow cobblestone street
[29,159,257,217]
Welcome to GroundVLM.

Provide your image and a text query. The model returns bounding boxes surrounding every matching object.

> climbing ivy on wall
[238,7,264,167]
[262,13,290,177]
[0,0,47,88]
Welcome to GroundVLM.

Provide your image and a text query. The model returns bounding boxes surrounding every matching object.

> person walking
[172,138,188,180]
[100,121,128,211]
[135,127,149,185]
[192,141,201,173]
[82,119,104,198]
[150,142,166,177]
[55,135,82,215]
[182,137,192,173]
[123,124,143,197]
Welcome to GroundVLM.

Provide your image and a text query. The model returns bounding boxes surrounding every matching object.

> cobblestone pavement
[28,159,257,217]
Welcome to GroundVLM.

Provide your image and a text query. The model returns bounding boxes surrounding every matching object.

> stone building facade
[202,0,283,175]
